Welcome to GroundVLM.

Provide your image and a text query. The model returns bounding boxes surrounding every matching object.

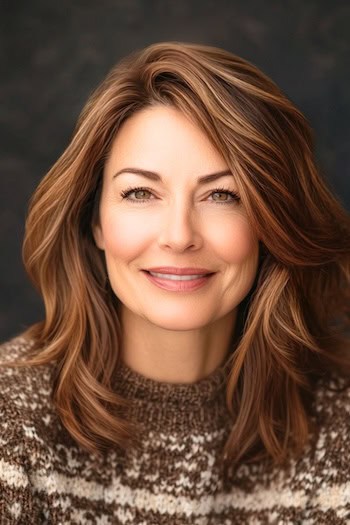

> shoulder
[0,333,57,448]
[0,333,54,410]
[0,332,36,362]
[0,336,59,521]
[312,370,350,437]
[299,371,350,519]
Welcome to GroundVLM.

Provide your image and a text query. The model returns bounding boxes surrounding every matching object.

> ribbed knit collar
[113,359,231,407]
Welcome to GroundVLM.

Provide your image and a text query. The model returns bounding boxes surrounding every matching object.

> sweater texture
[0,334,350,524]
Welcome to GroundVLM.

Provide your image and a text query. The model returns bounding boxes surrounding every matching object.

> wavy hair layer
[4,41,350,468]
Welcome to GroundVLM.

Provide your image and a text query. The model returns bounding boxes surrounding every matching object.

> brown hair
[4,41,350,468]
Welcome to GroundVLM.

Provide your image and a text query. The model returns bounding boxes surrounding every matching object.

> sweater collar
[113,359,230,407]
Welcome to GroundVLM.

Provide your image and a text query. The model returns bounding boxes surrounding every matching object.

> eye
[120,186,153,202]
[119,185,241,205]
[210,187,241,205]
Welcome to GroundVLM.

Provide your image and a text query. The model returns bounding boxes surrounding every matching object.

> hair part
[3,41,350,470]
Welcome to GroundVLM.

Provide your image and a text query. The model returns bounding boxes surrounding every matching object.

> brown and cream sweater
[0,335,350,524]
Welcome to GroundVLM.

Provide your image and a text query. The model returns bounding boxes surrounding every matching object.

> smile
[142,270,215,292]
[148,271,208,281]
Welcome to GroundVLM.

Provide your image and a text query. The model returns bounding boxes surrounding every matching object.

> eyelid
[120,185,241,205]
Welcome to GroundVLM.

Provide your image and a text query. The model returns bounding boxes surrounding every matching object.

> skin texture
[93,105,260,383]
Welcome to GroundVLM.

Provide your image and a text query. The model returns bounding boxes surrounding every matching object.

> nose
[157,199,203,252]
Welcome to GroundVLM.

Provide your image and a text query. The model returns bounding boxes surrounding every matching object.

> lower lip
[142,271,215,292]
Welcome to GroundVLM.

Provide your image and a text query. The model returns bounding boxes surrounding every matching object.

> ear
[92,223,105,250]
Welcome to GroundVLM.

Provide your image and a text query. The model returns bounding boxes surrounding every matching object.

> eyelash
[119,186,241,205]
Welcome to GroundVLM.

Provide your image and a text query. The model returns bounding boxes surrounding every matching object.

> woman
[1,41,349,524]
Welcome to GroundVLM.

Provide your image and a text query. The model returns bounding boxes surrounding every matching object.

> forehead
[104,105,228,177]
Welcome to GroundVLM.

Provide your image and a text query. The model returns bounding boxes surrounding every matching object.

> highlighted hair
[4,41,350,468]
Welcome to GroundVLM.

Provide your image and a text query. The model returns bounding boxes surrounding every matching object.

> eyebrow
[112,167,233,185]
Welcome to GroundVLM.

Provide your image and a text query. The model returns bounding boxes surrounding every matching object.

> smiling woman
[92,104,259,378]
[0,41,350,524]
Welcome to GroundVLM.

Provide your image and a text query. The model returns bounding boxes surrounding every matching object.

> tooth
[149,272,205,281]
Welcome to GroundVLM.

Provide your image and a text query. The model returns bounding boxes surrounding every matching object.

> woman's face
[93,105,259,331]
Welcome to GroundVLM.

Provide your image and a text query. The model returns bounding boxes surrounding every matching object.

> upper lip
[144,267,214,275]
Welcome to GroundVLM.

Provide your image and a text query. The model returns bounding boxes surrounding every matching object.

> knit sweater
[0,335,349,524]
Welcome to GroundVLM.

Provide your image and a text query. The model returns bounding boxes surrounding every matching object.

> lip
[144,267,214,275]
[142,270,215,292]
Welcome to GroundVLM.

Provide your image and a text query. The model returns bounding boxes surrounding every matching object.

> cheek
[208,216,258,264]
[101,211,154,260]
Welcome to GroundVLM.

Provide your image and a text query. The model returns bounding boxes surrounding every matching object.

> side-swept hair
[4,41,350,468]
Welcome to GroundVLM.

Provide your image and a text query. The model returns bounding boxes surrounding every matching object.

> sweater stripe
[3,462,350,513]
[0,458,28,488]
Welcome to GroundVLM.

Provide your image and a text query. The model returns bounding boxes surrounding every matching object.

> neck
[119,306,237,383]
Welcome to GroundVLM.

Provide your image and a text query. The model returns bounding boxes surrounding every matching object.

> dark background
[1,1,349,343]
